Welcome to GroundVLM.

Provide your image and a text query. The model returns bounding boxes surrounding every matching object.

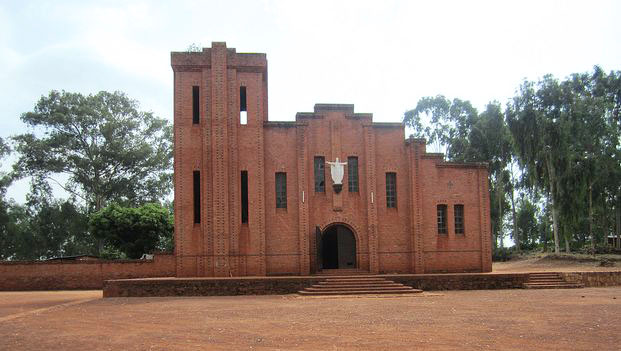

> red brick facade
[172,42,492,277]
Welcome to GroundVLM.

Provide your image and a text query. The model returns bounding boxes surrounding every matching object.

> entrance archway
[319,224,357,269]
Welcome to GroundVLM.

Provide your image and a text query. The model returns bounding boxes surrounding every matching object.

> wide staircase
[298,275,423,296]
[523,272,584,289]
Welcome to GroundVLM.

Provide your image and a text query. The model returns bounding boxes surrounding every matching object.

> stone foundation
[560,271,621,287]
[103,273,529,297]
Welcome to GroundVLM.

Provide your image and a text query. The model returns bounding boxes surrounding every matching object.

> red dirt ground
[2,258,620,350]
[1,287,619,350]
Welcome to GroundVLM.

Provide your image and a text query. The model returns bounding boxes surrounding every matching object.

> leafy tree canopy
[90,203,173,259]
[13,90,173,212]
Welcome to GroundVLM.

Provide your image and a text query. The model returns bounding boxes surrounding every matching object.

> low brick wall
[0,253,175,291]
[560,271,621,287]
[103,273,530,297]
[103,276,327,297]
[388,273,528,290]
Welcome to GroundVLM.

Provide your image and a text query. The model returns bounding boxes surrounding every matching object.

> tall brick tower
[171,42,268,277]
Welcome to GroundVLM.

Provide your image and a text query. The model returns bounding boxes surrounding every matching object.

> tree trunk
[510,179,519,252]
[543,197,550,253]
[601,194,608,246]
[546,155,560,254]
[606,189,621,249]
[95,194,104,256]
[565,234,571,253]
[497,177,504,248]
[589,182,594,254]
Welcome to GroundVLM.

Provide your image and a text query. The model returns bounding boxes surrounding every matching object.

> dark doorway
[320,224,356,269]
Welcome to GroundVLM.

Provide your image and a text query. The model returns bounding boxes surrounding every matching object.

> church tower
[171,42,268,277]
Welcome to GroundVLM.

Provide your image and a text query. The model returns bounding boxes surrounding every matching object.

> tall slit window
[314,157,325,192]
[386,172,397,208]
[454,204,464,234]
[348,157,358,192]
[240,86,247,125]
[192,86,200,124]
[193,171,201,223]
[241,171,249,223]
[437,204,448,234]
[275,172,287,209]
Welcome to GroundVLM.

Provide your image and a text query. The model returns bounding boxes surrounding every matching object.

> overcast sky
[1,0,620,202]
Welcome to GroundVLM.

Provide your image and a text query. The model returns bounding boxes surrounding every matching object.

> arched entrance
[317,224,357,270]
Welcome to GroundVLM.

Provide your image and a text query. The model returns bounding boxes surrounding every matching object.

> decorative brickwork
[363,125,379,273]
[296,125,310,275]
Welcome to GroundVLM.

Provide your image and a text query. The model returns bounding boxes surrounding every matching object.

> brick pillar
[173,69,186,276]
[254,73,267,276]
[363,125,379,273]
[227,65,240,276]
[479,167,492,272]
[408,142,425,273]
[201,67,214,276]
[297,124,310,275]
[211,42,231,276]
[330,120,343,211]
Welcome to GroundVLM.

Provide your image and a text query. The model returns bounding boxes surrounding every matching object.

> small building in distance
[171,42,492,277]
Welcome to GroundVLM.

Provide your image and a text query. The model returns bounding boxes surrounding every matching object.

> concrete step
[305,286,416,292]
[322,279,391,284]
[523,283,584,289]
[523,272,584,289]
[528,278,564,283]
[323,277,387,282]
[316,269,371,276]
[298,288,423,296]
[299,277,423,296]
[317,282,403,288]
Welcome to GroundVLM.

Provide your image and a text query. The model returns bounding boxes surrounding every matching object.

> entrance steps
[298,276,423,296]
[315,269,370,276]
[523,272,584,289]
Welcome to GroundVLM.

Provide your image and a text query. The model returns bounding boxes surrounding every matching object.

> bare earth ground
[1,258,620,351]
[493,252,621,272]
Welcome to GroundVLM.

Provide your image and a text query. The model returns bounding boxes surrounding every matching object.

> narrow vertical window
[193,171,201,223]
[454,204,464,234]
[241,171,249,223]
[386,172,397,208]
[240,86,247,125]
[348,156,358,192]
[275,172,287,208]
[314,157,325,192]
[192,86,200,124]
[437,204,448,234]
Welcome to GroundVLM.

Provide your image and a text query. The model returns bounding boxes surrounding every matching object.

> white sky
[1,0,620,203]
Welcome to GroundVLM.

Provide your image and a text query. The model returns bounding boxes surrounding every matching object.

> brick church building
[172,43,492,277]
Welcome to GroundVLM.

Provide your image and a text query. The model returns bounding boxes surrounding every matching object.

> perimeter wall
[0,253,175,291]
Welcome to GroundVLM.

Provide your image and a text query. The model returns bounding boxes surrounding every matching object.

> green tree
[507,68,621,253]
[89,203,173,259]
[515,196,539,250]
[403,95,478,159]
[0,137,16,259]
[405,99,515,249]
[507,75,568,253]
[13,90,173,212]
